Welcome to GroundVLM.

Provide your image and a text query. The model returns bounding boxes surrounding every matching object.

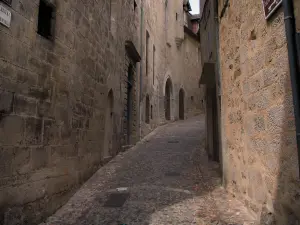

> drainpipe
[139,0,144,140]
[282,0,300,175]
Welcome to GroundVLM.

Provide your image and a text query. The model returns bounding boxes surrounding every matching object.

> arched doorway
[145,94,150,124]
[179,88,185,120]
[165,78,172,120]
[104,89,114,158]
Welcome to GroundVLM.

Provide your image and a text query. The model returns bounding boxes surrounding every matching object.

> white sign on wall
[0,4,11,27]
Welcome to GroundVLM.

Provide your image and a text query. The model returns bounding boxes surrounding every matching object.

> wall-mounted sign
[0,0,12,6]
[262,0,282,19]
[0,4,11,27]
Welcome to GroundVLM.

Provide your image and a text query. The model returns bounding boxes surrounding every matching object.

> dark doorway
[179,88,185,120]
[206,87,220,162]
[145,95,150,124]
[104,89,114,157]
[126,65,133,144]
[165,78,172,120]
[211,87,220,162]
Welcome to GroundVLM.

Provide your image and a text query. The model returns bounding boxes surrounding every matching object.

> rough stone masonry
[218,0,300,224]
[0,0,140,224]
[0,0,203,224]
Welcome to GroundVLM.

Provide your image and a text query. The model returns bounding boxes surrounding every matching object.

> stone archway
[104,89,114,158]
[165,78,173,120]
[145,94,150,124]
[179,88,185,120]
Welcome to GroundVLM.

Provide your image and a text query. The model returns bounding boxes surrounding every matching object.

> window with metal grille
[37,0,55,40]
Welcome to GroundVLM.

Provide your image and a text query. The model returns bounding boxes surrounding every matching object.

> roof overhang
[125,40,141,62]
[200,62,216,87]
[184,26,200,41]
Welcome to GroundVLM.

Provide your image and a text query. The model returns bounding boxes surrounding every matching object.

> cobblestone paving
[40,116,256,225]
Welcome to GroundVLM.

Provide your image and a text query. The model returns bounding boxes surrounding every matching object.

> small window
[176,13,178,21]
[134,0,137,11]
[0,0,12,6]
[153,45,155,84]
[146,31,150,76]
[37,0,55,39]
[191,96,194,102]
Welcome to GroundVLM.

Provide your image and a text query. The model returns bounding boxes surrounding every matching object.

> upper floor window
[146,31,150,76]
[37,0,55,40]
[0,0,12,6]
[134,0,137,11]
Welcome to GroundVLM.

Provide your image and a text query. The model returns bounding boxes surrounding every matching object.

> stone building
[217,0,300,223]
[140,0,204,137]
[0,0,202,224]
[0,0,141,224]
[199,0,222,164]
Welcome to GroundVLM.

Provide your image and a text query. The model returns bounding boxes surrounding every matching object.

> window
[176,13,178,21]
[146,31,150,76]
[0,0,12,6]
[153,45,155,84]
[37,0,55,39]
[134,0,137,11]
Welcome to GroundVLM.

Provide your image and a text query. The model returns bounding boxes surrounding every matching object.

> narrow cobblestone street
[40,116,255,225]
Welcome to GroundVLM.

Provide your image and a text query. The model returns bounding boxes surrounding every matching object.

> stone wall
[0,0,140,224]
[140,0,204,137]
[218,0,300,223]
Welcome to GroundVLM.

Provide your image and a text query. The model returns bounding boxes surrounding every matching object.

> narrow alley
[1,0,300,224]
[40,116,254,225]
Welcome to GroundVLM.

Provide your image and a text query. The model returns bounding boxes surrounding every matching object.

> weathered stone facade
[218,0,300,223]
[0,0,140,224]
[199,0,222,163]
[140,0,204,137]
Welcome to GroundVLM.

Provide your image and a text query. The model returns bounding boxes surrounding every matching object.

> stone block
[0,32,14,61]
[254,115,265,132]
[43,119,60,145]
[262,153,280,175]
[11,147,31,175]
[31,147,49,171]
[46,176,76,196]
[263,67,280,88]
[13,94,37,116]
[0,147,13,178]
[0,115,25,146]
[46,52,60,67]
[0,90,14,113]
[266,105,290,134]
[5,180,47,205]
[247,91,270,111]
[24,117,43,145]
[249,71,264,94]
